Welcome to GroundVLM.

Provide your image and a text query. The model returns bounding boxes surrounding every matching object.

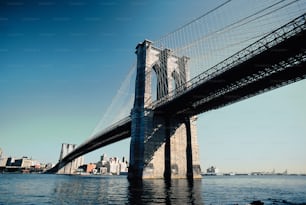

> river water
[0,174,305,204]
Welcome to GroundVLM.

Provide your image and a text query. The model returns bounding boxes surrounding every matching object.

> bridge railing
[151,12,306,109]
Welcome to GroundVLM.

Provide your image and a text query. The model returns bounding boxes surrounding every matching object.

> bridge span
[46,117,131,173]
[153,13,306,116]
[46,13,306,175]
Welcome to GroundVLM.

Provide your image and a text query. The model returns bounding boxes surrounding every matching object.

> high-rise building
[101,153,107,162]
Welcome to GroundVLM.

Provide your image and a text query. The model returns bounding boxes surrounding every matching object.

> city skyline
[1,0,305,174]
[0,149,300,175]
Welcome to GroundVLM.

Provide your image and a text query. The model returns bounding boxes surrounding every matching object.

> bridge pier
[128,40,201,180]
[185,117,194,179]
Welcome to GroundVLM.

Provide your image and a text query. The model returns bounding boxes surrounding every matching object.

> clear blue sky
[1,0,305,174]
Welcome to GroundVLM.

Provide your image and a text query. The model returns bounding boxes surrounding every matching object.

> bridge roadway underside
[46,119,131,173]
[155,29,306,117]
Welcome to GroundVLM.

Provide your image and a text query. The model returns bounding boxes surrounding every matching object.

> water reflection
[49,175,203,204]
[128,178,203,205]
[2,174,306,204]
[52,175,128,204]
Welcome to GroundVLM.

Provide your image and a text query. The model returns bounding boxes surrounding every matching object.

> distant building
[85,163,96,173]
[206,166,220,175]
[109,157,120,175]
[0,157,7,167]
[0,150,47,173]
[99,167,108,175]
[96,154,109,174]
[101,153,108,162]
[94,154,128,175]
[120,157,128,174]
[5,157,15,166]
[13,157,32,168]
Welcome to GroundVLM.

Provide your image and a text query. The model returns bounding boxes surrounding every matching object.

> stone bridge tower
[57,143,84,174]
[129,40,201,180]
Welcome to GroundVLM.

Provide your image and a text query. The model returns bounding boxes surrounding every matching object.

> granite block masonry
[129,40,201,180]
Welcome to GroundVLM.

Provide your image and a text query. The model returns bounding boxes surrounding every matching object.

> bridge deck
[46,117,131,173]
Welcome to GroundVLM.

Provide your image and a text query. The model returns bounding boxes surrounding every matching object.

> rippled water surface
[0,174,305,204]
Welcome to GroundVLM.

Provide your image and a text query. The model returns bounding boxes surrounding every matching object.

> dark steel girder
[190,60,306,115]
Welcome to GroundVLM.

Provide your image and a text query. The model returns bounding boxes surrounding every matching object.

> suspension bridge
[46,1,306,179]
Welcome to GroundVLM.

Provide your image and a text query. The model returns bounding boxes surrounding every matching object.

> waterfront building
[13,157,32,168]
[85,163,96,173]
[109,157,120,175]
[0,149,53,173]
[0,157,7,167]
[99,167,108,175]
[94,154,128,175]
[73,154,129,175]
[101,153,108,162]
[95,154,109,174]
[120,157,128,174]
[206,166,221,175]
[5,157,15,166]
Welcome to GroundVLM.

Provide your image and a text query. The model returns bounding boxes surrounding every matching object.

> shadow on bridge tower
[128,40,201,180]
